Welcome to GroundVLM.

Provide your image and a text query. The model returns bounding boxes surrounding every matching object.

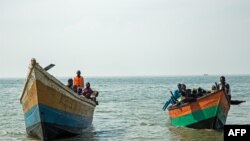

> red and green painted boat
[167,90,230,129]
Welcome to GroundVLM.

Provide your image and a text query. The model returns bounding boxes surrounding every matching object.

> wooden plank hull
[167,90,230,129]
[25,103,93,140]
[20,59,96,140]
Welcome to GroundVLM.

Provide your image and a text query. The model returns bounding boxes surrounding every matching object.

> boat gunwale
[20,63,35,102]
[168,90,228,111]
[20,60,96,107]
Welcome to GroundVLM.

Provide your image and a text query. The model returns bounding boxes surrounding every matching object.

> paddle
[44,64,55,71]
[230,100,246,105]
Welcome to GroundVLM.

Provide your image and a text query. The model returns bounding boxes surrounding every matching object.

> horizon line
[1,74,250,79]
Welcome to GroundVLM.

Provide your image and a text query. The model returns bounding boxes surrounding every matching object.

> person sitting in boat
[74,70,84,89]
[77,88,83,95]
[180,84,187,97]
[184,89,192,98]
[66,78,73,89]
[162,83,182,110]
[211,85,217,91]
[83,82,99,105]
[190,88,198,98]
[83,82,93,99]
[73,85,78,93]
[180,84,197,103]
[216,76,231,100]
[191,87,207,98]
[169,83,182,101]
[173,83,182,101]
[197,87,207,96]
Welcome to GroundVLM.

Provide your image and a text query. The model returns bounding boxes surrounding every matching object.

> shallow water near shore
[0,76,249,141]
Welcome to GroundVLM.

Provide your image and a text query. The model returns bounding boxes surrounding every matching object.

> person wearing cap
[216,76,231,100]
[74,70,84,88]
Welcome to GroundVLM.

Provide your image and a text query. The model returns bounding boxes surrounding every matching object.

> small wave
[0,130,26,136]
[0,130,8,136]
[148,123,157,126]
[97,110,113,113]
[140,122,147,126]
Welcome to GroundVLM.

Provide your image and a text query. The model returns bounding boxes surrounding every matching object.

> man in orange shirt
[74,70,84,89]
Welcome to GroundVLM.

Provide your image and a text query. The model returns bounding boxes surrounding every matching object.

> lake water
[0,76,250,141]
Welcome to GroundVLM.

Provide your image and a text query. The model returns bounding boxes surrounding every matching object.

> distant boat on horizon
[204,74,208,76]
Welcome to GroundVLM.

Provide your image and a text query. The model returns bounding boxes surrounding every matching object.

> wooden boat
[167,90,230,129]
[20,59,97,140]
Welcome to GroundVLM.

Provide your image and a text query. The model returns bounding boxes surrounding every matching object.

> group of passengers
[163,76,231,110]
[66,70,98,105]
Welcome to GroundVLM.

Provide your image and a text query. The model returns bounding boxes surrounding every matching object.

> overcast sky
[0,0,250,78]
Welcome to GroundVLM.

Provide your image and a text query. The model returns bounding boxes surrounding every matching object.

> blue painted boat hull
[25,104,93,140]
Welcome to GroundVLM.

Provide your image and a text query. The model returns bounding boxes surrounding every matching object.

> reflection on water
[168,124,223,141]
[56,127,96,141]
[22,126,97,141]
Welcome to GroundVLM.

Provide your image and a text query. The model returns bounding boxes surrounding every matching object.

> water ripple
[1,76,250,140]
